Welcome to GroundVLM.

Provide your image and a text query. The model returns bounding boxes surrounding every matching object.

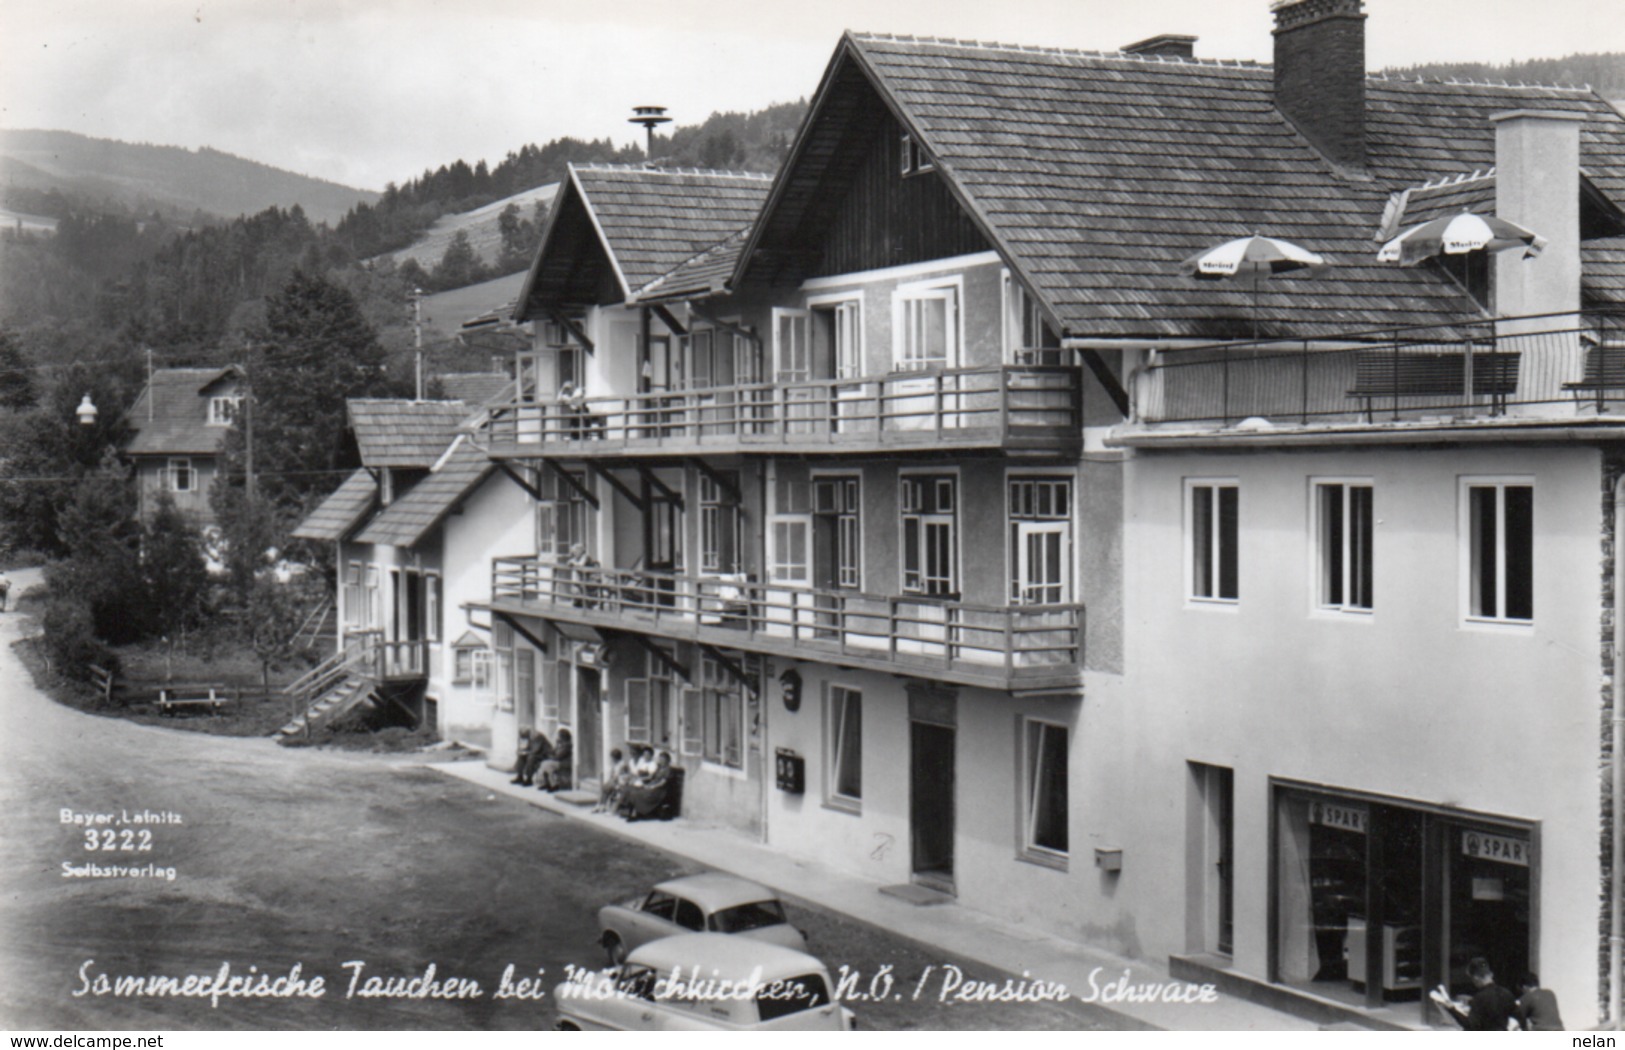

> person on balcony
[510,728,553,787]
[538,727,573,791]
[565,543,601,608]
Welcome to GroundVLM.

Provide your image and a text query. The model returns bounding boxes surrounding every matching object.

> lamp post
[75,393,98,426]
[628,106,671,165]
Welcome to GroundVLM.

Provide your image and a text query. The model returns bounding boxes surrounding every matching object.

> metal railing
[491,556,1084,677]
[485,364,1082,451]
[1135,310,1625,427]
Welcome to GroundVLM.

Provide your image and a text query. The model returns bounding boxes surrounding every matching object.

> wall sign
[1308,800,1368,834]
[1461,830,1529,867]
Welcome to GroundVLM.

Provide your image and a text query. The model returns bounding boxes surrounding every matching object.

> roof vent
[1121,34,1197,59]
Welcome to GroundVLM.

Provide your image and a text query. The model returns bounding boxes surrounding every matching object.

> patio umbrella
[1376,211,1546,267]
[1181,234,1327,339]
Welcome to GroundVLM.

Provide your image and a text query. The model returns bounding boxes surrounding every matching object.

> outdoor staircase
[291,595,336,651]
[276,637,380,741]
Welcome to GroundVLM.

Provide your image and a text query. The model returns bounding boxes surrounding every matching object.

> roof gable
[347,399,470,468]
[354,438,494,548]
[291,468,378,542]
[124,367,241,456]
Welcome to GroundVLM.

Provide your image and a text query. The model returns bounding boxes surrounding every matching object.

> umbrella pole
[1252,273,1261,342]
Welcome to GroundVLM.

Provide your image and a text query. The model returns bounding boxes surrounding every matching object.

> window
[811,297,863,380]
[899,133,934,175]
[1315,482,1373,612]
[1002,273,1062,366]
[813,476,861,589]
[343,561,363,628]
[901,475,957,596]
[1464,480,1533,623]
[168,457,194,493]
[1188,481,1239,602]
[894,282,958,372]
[627,650,676,750]
[425,573,441,642]
[770,478,811,583]
[1022,720,1068,859]
[536,469,589,559]
[826,686,862,808]
[701,654,743,769]
[1009,477,1072,604]
[453,646,477,684]
[493,620,515,712]
[774,309,811,383]
[207,396,242,426]
[700,473,742,574]
[364,565,381,629]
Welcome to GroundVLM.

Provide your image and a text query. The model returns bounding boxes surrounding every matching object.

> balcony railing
[338,629,429,681]
[484,365,1082,456]
[489,556,1085,690]
[1135,310,1625,429]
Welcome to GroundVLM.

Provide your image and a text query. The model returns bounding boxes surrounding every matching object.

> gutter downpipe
[1614,469,1624,1030]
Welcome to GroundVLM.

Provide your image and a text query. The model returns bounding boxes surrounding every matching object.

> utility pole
[144,345,154,422]
[412,287,425,401]
[629,106,671,166]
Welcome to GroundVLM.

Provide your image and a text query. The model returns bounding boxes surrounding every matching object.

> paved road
[0,570,1113,1031]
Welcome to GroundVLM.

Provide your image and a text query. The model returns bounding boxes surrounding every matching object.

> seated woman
[619,750,673,822]
[595,747,634,813]
[537,728,573,791]
[631,744,658,779]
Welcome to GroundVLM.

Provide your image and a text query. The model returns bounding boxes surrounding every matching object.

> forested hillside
[1383,52,1625,101]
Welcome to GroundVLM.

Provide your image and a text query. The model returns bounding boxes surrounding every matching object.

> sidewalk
[433,756,1319,1031]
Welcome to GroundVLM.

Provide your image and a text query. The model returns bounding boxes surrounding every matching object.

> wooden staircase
[277,638,379,740]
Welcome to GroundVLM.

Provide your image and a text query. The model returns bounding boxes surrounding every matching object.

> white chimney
[1491,109,1585,321]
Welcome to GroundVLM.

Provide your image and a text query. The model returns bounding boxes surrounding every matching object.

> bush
[42,596,116,687]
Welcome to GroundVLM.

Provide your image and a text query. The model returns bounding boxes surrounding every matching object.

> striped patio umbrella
[1376,211,1546,267]
[1181,234,1327,338]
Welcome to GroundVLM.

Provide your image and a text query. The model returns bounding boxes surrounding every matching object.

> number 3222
[83,829,153,852]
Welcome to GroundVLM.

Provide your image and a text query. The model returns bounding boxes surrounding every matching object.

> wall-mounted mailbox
[1095,846,1123,872]
[774,748,805,794]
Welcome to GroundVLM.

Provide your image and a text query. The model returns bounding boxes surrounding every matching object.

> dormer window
[208,396,243,426]
[899,133,934,176]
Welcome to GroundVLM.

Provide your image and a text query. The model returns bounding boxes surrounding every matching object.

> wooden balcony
[488,556,1085,693]
[1131,310,1625,438]
[484,365,1083,459]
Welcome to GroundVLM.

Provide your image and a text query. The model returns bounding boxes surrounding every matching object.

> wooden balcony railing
[490,556,1085,688]
[484,365,1082,456]
[1135,310,1625,429]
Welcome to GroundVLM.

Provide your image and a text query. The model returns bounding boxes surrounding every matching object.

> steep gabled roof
[737,33,1625,340]
[347,399,470,468]
[635,230,751,303]
[353,436,494,548]
[514,165,772,318]
[124,367,240,456]
[291,468,377,542]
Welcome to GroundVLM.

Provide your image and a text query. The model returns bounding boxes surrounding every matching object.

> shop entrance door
[576,667,601,786]
[909,721,955,893]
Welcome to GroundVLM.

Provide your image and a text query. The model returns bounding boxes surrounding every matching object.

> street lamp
[75,393,98,426]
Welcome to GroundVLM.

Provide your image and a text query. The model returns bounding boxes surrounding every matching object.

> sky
[3,0,1624,192]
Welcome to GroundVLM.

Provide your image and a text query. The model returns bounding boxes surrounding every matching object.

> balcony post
[1005,609,1015,675]
[1390,332,1401,422]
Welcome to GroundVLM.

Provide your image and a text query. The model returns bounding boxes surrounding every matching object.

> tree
[208,433,282,608]
[431,230,488,290]
[0,329,37,410]
[47,450,146,644]
[248,269,393,510]
[142,493,209,638]
[244,576,306,690]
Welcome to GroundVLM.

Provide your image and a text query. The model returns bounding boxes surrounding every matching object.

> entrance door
[909,721,956,891]
[643,480,681,608]
[576,667,602,786]
[1015,522,1069,605]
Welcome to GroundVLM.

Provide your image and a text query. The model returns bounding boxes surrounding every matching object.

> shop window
[1316,481,1373,612]
[1021,719,1068,861]
[901,475,957,597]
[168,457,194,493]
[1188,480,1238,602]
[1010,477,1072,604]
[893,280,958,372]
[701,654,743,770]
[825,686,862,810]
[1464,480,1533,623]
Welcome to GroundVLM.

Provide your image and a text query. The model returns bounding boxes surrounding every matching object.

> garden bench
[87,664,116,703]
[1561,343,1625,401]
[1348,348,1520,400]
[156,684,228,716]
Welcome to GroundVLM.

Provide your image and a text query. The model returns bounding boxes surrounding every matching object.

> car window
[709,899,788,933]
[616,965,658,1002]
[754,972,832,1022]
[642,891,678,921]
[672,898,705,931]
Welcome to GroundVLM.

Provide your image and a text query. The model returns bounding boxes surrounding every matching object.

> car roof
[627,933,826,981]
[652,872,779,910]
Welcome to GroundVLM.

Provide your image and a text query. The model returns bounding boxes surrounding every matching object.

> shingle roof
[739,33,1625,339]
[347,400,470,468]
[291,468,377,542]
[436,373,510,407]
[1384,172,1498,235]
[636,230,750,303]
[124,368,240,456]
[353,437,494,548]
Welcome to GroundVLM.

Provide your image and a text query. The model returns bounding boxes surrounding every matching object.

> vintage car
[553,933,854,1031]
[598,872,807,963]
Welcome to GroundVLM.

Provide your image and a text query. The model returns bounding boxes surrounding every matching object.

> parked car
[598,872,807,964]
[553,933,854,1031]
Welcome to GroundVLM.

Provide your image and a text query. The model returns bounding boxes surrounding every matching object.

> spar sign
[1461,830,1529,867]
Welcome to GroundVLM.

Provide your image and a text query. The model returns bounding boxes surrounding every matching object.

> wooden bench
[87,663,116,704]
[1348,349,1520,400]
[1561,344,1625,402]
[156,684,229,716]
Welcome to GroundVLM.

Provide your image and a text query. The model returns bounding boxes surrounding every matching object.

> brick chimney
[1122,34,1197,59]
[1272,0,1367,171]
[1491,109,1586,321]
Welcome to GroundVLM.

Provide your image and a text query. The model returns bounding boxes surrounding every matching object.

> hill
[0,129,377,225]
[1382,51,1625,107]
[379,183,557,274]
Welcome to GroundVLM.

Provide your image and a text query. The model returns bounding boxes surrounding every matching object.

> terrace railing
[1135,310,1625,428]
[490,556,1084,683]
[485,364,1081,454]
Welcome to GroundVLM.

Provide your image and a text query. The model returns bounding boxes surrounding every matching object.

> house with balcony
[123,366,244,525]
